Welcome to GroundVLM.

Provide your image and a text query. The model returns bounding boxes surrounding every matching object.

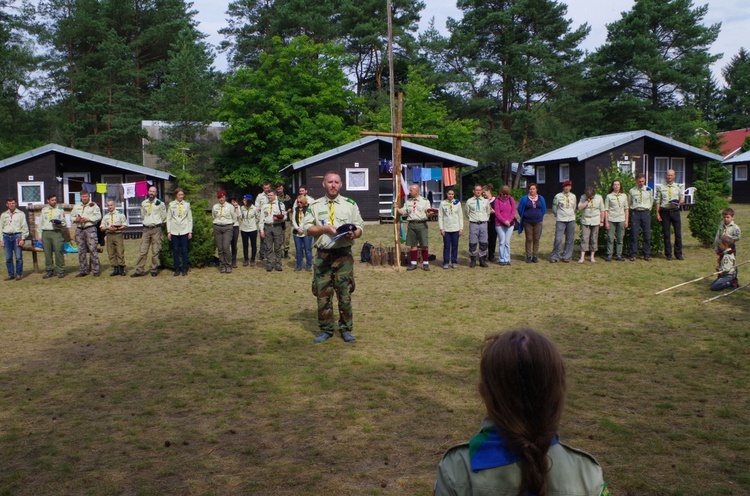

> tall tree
[717,48,750,131]
[588,0,720,140]
[421,0,589,186]
[216,36,361,188]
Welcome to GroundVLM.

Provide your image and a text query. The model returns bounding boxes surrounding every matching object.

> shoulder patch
[346,198,356,205]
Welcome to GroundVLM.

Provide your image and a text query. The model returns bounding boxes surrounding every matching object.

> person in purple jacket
[493,185,517,266]
[516,183,546,263]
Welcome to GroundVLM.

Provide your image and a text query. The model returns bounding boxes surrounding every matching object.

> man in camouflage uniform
[100,200,128,276]
[304,171,364,344]
[40,194,66,278]
[276,182,292,259]
[70,190,102,277]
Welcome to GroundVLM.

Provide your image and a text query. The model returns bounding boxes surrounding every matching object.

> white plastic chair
[683,186,696,209]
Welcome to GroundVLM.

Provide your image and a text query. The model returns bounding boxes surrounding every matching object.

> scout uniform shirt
[167,200,192,236]
[552,191,577,222]
[605,192,629,223]
[303,195,364,249]
[100,209,128,230]
[714,221,741,250]
[438,199,464,232]
[1,208,30,238]
[466,195,491,222]
[656,181,684,210]
[70,201,102,228]
[240,205,259,232]
[212,201,237,225]
[718,249,737,277]
[629,184,653,211]
[400,195,431,221]
[258,200,287,226]
[254,192,270,208]
[141,198,167,227]
[40,204,66,232]
[579,194,605,226]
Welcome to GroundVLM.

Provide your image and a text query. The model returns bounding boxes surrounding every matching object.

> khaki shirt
[578,194,604,226]
[718,250,737,276]
[167,200,193,235]
[656,182,684,210]
[1,209,29,238]
[240,205,259,232]
[629,186,653,211]
[100,210,128,231]
[604,193,629,223]
[465,196,491,223]
[303,195,364,249]
[212,201,237,226]
[399,196,431,222]
[258,200,287,226]
[40,205,66,232]
[552,192,577,222]
[141,198,167,227]
[435,419,607,496]
[714,221,741,250]
[70,202,102,228]
[438,200,464,232]
[292,195,315,210]
[254,192,270,208]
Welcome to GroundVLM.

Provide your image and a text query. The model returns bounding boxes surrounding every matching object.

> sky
[192,0,750,85]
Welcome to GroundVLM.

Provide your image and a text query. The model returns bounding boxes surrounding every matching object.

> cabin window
[346,168,369,191]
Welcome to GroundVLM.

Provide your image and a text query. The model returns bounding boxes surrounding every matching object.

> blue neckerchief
[469,426,558,472]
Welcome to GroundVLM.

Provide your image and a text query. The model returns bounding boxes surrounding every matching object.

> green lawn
[0,205,748,495]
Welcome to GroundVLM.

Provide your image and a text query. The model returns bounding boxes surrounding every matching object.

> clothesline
[377,159,457,186]
[73,180,155,201]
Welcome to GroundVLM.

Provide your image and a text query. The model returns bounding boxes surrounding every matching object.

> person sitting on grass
[711,235,739,291]
[434,329,608,496]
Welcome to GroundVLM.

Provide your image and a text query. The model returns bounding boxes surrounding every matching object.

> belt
[409,220,427,224]
[470,221,485,224]
[634,208,650,212]
[213,223,232,226]
[144,224,162,228]
[77,225,96,229]
[3,232,21,235]
[318,246,352,254]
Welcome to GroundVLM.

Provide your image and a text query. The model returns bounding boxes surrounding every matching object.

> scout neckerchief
[177,202,183,217]
[110,212,115,226]
[475,197,480,211]
[587,196,596,210]
[411,197,419,215]
[148,199,154,215]
[666,182,676,201]
[48,206,53,220]
[469,425,559,472]
[328,198,336,225]
[613,192,621,207]
[564,192,570,208]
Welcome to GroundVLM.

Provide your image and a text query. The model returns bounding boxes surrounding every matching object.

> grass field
[1,205,748,495]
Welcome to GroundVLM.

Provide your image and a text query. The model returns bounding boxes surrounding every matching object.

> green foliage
[718,48,750,131]
[587,0,720,141]
[364,67,476,156]
[688,180,729,248]
[217,36,362,188]
[160,199,215,269]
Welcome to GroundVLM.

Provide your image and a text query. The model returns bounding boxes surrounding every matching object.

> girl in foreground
[434,329,608,496]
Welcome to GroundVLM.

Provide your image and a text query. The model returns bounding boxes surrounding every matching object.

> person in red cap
[549,180,577,263]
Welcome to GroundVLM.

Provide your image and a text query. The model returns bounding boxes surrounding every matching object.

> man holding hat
[70,190,102,277]
[304,171,364,344]
[40,194,66,279]
[549,180,577,263]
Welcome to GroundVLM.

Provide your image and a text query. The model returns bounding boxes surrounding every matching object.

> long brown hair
[478,329,567,496]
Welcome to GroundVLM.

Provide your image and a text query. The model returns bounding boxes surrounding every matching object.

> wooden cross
[361,93,438,270]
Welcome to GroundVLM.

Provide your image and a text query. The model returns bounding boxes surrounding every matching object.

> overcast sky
[192,0,749,85]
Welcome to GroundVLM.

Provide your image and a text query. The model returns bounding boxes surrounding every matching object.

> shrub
[688,180,728,248]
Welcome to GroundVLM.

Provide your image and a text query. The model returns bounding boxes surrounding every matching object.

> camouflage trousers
[76,226,100,275]
[312,247,355,335]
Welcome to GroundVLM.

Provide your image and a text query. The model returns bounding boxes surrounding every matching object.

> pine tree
[717,48,750,131]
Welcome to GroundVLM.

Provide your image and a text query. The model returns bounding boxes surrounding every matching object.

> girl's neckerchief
[469,426,558,472]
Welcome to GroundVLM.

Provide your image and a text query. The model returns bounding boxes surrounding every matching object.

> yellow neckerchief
[639,188,643,204]
[177,201,183,217]
[665,182,677,201]
[613,192,621,207]
[110,212,115,225]
[48,206,53,220]
[564,193,570,208]
[328,199,336,225]
[587,196,595,210]
[148,199,154,215]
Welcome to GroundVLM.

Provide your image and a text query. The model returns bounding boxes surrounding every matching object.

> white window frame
[617,160,635,176]
[670,157,686,184]
[736,164,748,181]
[654,157,670,184]
[559,163,569,182]
[536,166,546,184]
[345,168,369,191]
[17,181,45,207]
